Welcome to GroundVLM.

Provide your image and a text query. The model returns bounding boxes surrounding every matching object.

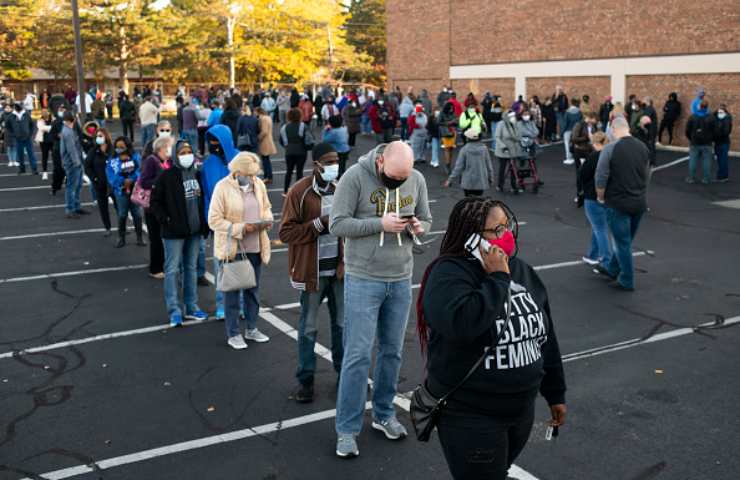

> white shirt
[75,93,93,113]
[321,103,338,121]
[139,101,160,126]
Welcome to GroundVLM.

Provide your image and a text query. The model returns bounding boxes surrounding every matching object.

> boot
[115,218,126,248]
[134,216,146,246]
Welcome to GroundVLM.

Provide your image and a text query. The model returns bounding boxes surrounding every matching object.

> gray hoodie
[448,140,493,191]
[329,144,432,281]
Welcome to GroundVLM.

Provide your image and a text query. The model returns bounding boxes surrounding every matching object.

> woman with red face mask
[415,197,567,480]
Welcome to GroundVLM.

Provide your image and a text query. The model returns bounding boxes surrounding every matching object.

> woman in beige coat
[208,152,273,350]
[256,107,277,185]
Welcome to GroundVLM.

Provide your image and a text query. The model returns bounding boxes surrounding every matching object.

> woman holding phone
[208,152,274,350]
[416,197,567,480]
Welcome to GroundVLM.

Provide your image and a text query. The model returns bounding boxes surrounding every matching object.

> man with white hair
[594,116,649,291]
[330,141,432,458]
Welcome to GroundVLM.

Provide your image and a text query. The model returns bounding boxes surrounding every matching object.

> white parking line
[0,201,96,213]
[651,156,689,172]
[0,185,48,192]
[0,228,109,241]
[0,249,642,355]
[0,264,148,284]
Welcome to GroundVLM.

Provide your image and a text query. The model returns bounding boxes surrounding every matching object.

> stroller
[508,138,541,193]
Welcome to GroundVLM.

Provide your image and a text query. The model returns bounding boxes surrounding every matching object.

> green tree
[0,0,39,79]
[345,0,385,84]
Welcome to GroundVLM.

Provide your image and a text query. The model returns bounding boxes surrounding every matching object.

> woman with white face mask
[106,136,145,247]
[208,152,273,349]
[150,140,209,327]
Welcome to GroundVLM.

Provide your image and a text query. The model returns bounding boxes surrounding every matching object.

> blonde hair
[228,151,263,177]
[591,131,608,146]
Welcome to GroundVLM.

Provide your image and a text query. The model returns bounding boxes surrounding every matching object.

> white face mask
[378,100,384,106]
[522,115,531,121]
[95,136,105,145]
[320,164,339,182]
[158,131,171,139]
[717,112,727,120]
[508,114,517,122]
[179,154,194,169]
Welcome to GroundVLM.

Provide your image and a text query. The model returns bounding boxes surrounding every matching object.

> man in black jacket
[118,94,136,141]
[150,140,209,327]
[594,116,649,291]
[5,102,38,174]
[685,100,715,184]
[658,92,681,145]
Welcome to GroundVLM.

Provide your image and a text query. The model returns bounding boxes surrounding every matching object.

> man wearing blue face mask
[279,143,345,404]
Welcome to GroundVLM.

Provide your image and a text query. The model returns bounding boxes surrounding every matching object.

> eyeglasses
[480,219,514,239]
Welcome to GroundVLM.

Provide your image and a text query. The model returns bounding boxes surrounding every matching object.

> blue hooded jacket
[201,124,238,217]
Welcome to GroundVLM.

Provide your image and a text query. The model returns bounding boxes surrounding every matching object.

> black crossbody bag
[410,289,513,442]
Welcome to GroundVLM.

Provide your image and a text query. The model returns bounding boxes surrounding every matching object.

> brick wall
[527,76,611,107]
[626,73,740,147]
[450,78,515,101]
[386,0,450,88]
[446,0,740,66]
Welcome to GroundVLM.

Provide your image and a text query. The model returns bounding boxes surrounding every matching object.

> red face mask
[489,230,516,257]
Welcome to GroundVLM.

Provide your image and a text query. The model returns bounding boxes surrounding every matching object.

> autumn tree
[345,0,385,84]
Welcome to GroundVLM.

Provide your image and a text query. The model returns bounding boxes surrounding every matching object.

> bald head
[611,116,630,138]
[378,141,413,180]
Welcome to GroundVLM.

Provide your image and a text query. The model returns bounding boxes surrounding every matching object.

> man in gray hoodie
[329,141,432,458]
[59,111,85,218]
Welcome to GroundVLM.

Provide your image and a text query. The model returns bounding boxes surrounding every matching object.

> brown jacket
[278,175,344,293]
[208,173,273,265]
[258,114,277,156]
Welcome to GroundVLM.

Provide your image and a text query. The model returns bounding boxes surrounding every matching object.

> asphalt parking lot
[1,127,739,480]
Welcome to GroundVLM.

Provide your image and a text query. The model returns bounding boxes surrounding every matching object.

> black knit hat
[311,142,338,163]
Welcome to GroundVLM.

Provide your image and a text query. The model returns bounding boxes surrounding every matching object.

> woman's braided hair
[416,196,518,355]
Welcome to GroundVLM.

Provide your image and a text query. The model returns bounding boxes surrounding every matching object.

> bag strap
[224,223,248,263]
[435,288,514,406]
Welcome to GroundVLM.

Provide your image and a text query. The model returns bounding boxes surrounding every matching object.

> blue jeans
[688,144,713,182]
[64,163,83,214]
[336,274,412,435]
[6,145,16,164]
[15,139,38,172]
[297,276,344,386]
[602,208,643,290]
[361,113,372,134]
[214,257,244,315]
[224,253,261,338]
[556,112,566,137]
[400,117,409,141]
[431,137,440,166]
[490,121,500,151]
[715,142,730,180]
[584,199,612,263]
[182,129,198,151]
[197,237,206,277]
[141,123,156,149]
[163,235,201,317]
[114,192,142,222]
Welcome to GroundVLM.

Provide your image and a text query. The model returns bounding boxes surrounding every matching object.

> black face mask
[14,105,22,112]
[380,169,406,190]
[209,142,223,158]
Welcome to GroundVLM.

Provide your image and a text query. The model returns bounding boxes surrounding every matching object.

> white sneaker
[227,335,248,350]
[563,159,575,165]
[41,172,48,180]
[581,256,600,266]
[244,328,270,343]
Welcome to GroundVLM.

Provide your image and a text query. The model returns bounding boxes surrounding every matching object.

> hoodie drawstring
[379,187,402,247]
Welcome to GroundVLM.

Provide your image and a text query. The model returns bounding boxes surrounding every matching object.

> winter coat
[342,104,362,134]
[119,99,136,121]
[219,108,241,144]
[207,173,272,264]
[494,120,523,158]
[257,114,277,156]
[662,99,682,122]
[106,152,142,197]
[150,166,208,239]
[448,141,493,191]
[714,113,733,145]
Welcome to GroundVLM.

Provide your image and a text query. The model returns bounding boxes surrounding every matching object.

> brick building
[386,0,740,147]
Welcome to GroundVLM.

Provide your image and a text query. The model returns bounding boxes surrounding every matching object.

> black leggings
[496,157,516,191]
[145,210,164,274]
[41,142,52,172]
[284,153,307,193]
[94,183,115,230]
[348,131,357,147]
[338,152,349,178]
[121,120,135,141]
[464,189,484,197]
[658,118,675,145]
[51,152,65,193]
[437,406,535,480]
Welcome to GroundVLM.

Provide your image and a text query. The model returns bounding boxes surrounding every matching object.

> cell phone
[545,425,559,441]
[464,233,491,266]
[400,214,415,220]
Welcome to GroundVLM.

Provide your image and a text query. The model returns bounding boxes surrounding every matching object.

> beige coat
[208,173,273,264]
[258,114,277,156]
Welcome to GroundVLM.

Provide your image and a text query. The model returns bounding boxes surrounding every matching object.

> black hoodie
[422,255,566,418]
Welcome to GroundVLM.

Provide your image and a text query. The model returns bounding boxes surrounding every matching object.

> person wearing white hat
[443,128,493,196]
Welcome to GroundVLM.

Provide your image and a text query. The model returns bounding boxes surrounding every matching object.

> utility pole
[71,0,86,117]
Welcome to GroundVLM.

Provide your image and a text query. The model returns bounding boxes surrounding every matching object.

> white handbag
[216,225,256,292]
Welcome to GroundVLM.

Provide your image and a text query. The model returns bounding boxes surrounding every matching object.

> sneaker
[582,256,600,266]
[608,280,634,292]
[169,313,183,327]
[335,433,359,458]
[76,209,91,215]
[716,178,729,183]
[684,177,696,184]
[184,309,208,321]
[371,416,408,440]
[65,213,80,219]
[197,276,210,286]
[215,308,225,321]
[563,158,575,165]
[244,328,270,343]
[701,178,711,185]
[227,335,248,350]
[593,265,617,280]
[292,384,314,403]
[149,272,165,279]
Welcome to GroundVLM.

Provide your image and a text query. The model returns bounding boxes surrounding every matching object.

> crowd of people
[0,78,735,479]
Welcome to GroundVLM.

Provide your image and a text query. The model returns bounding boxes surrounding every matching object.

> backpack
[691,116,714,144]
